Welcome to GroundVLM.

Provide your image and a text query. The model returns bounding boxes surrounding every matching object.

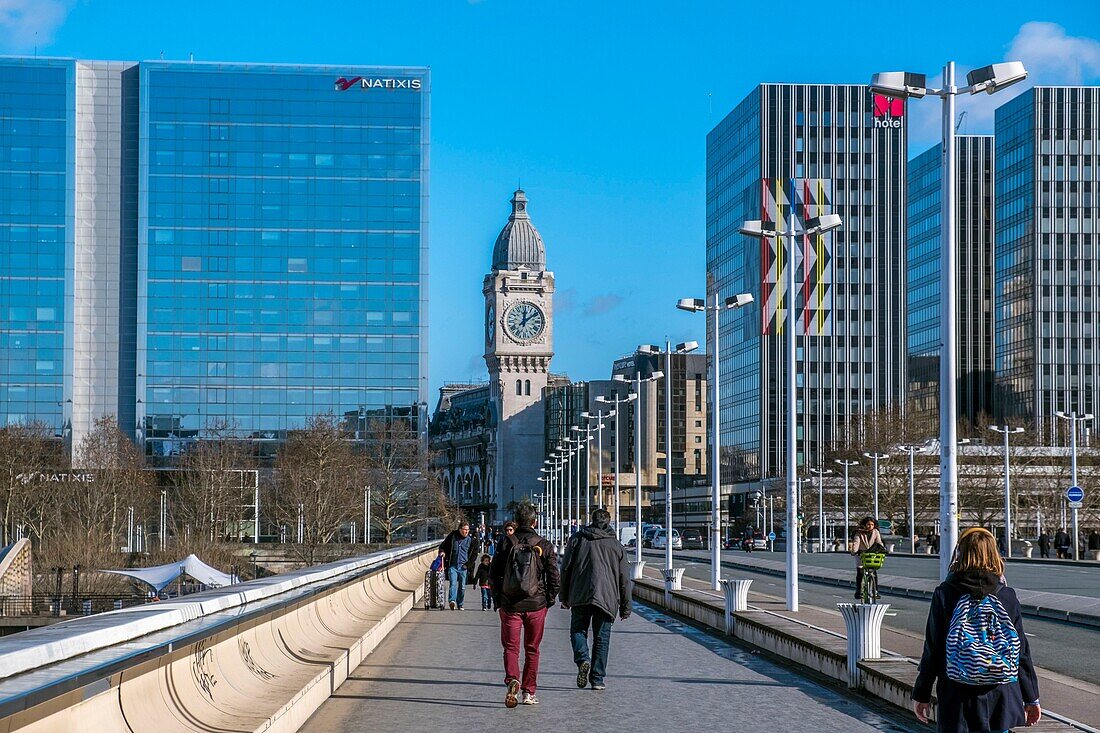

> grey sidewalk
[652,550,1100,627]
[302,604,922,732]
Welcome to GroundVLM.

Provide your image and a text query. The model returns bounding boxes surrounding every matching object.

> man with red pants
[490,502,560,708]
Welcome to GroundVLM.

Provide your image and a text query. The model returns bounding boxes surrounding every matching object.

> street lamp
[834,459,859,547]
[677,291,754,588]
[989,425,1025,558]
[897,445,925,554]
[614,366,663,575]
[862,452,889,522]
[572,424,598,518]
[809,467,831,553]
[1054,411,1092,560]
[565,436,586,534]
[582,409,616,510]
[597,391,638,531]
[871,60,1027,579]
[639,340,698,583]
[740,214,842,612]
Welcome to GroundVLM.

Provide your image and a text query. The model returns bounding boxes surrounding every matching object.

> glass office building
[0,58,430,459]
[707,84,908,485]
[907,136,995,427]
[995,87,1100,436]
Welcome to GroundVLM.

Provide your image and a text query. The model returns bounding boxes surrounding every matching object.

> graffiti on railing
[192,639,218,700]
[238,639,275,680]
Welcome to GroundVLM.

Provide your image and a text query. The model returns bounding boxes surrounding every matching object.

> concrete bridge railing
[0,542,435,733]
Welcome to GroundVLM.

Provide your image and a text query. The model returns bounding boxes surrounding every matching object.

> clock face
[486,303,495,345]
[505,301,545,342]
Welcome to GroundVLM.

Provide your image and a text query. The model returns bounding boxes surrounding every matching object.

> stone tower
[484,190,554,519]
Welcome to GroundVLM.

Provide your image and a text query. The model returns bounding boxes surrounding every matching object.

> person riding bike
[849,516,886,601]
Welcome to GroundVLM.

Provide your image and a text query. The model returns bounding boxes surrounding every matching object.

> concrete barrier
[0,543,434,733]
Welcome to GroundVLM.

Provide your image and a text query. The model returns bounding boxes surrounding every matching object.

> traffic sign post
[1066,486,1084,503]
[1066,486,1085,557]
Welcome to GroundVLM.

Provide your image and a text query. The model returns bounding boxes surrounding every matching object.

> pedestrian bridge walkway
[301,602,914,733]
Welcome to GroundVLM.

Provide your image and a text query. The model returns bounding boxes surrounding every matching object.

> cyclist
[849,516,885,601]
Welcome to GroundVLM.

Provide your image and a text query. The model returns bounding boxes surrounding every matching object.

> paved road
[669,554,1100,685]
[303,603,924,732]
[710,549,1100,598]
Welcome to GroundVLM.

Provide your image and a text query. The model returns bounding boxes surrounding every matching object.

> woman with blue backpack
[913,527,1041,732]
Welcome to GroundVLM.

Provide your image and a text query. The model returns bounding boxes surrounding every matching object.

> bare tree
[275,414,359,566]
[172,419,254,545]
[0,422,64,546]
[362,419,453,543]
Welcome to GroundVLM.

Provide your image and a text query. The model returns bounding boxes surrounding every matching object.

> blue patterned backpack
[945,594,1021,685]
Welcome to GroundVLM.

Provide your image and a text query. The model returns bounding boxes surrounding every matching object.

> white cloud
[908,22,1100,152]
[0,0,73,51]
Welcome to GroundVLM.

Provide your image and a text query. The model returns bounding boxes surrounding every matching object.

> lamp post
[863,452,889,522]
[677,291,754,588]
[897,446,922,554]
[597,391,638,531]
[871,60,1028,579]
[565,436,585,531]
[614,366,663,571]
[582,409,616,510]
[740,214,842,611]
[639,340,698,581]
[1055,411,1092,561]
[809,467,831,553]
[834,459,859,547]
[572,424,598,520]
[989,425,1024,558]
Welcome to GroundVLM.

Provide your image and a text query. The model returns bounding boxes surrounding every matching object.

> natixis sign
[16,472,95,484]
[334,76,422,91]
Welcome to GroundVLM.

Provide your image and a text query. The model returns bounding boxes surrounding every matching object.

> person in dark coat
[559,508,631,691]
[489,503,560,707]
[913,527,1040,732]
[1054,528,1071,559]
[437,521,478,609]
[1088,529,1100,553]
[1037,532,1051,559]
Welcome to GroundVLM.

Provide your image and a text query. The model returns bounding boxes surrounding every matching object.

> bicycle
[858,551,885,603]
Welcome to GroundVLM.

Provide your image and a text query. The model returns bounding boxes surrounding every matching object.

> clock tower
[484,189,554,518]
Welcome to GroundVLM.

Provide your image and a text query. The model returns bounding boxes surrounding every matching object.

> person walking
[849,517,885,601]
[741,524,756,553]
[438,521,478,610]
[559,508,631,691]
[1054,528,1071,560]
[490,503,560,708]
[1088,529,1100,557]
[474,554,494,610]
[912,527,1040,732]
[1037,531,1051,559]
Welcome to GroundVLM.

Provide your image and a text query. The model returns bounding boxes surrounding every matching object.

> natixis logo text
[335,76,422,91]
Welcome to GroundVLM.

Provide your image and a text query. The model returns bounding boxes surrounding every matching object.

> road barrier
[0,543,434,733]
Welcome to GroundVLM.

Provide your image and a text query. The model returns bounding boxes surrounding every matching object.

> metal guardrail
[0,594,153,618]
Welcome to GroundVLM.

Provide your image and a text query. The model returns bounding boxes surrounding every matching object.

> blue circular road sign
[768,532,776,541]
[1066,486,1084,503]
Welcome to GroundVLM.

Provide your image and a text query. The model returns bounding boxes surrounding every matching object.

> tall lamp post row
[597,391,638,530]
[613,368,663,576]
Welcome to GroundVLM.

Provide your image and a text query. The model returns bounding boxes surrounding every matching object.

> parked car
[641,525,661,548]
[652,529,682,551]
[681,528,705,550]
[735,532,767,551]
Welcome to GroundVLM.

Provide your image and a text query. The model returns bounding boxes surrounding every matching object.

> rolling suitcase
[423,569,445,610]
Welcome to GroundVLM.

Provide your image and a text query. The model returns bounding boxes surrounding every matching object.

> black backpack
[503,536,543,600]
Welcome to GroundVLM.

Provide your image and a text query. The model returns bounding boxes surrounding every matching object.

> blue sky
[3,1,1098,399]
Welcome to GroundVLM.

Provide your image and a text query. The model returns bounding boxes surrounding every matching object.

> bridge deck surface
[303,600,919,732]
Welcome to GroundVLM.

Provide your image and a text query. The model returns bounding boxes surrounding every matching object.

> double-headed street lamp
[740,213,842,612]
[1055,411,1092,560]
[597,391,638,531]
[871,60,1027,579]
[582,408,616,510]
[571,424,598,518]
[639,340,699,582]
[809,467,832,553]
[564,435,586,533]
[834,459,859,547]
[614,366,663,576]
[897,444,926,554]
[988,425,1024,558]
[677,291,754,589]
[862,452,889,522]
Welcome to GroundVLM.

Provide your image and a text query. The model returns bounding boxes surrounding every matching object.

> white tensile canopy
[100,554,238,593]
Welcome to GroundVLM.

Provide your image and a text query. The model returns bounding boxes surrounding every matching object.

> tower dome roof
[492,189,545,272]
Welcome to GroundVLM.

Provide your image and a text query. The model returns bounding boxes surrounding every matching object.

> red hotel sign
[872,94,904,128]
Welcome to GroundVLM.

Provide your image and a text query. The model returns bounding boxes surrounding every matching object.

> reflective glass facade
[995,87,1100,435]
[0,59,73,436]
[0,58,429,459]
[707,84,908,484]
[907,136,995,426]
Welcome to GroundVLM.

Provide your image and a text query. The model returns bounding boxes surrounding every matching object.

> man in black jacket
[489,503,560,708]
[559,508,631,691]
[437,521,478,610]
[1054,528,1071,559]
